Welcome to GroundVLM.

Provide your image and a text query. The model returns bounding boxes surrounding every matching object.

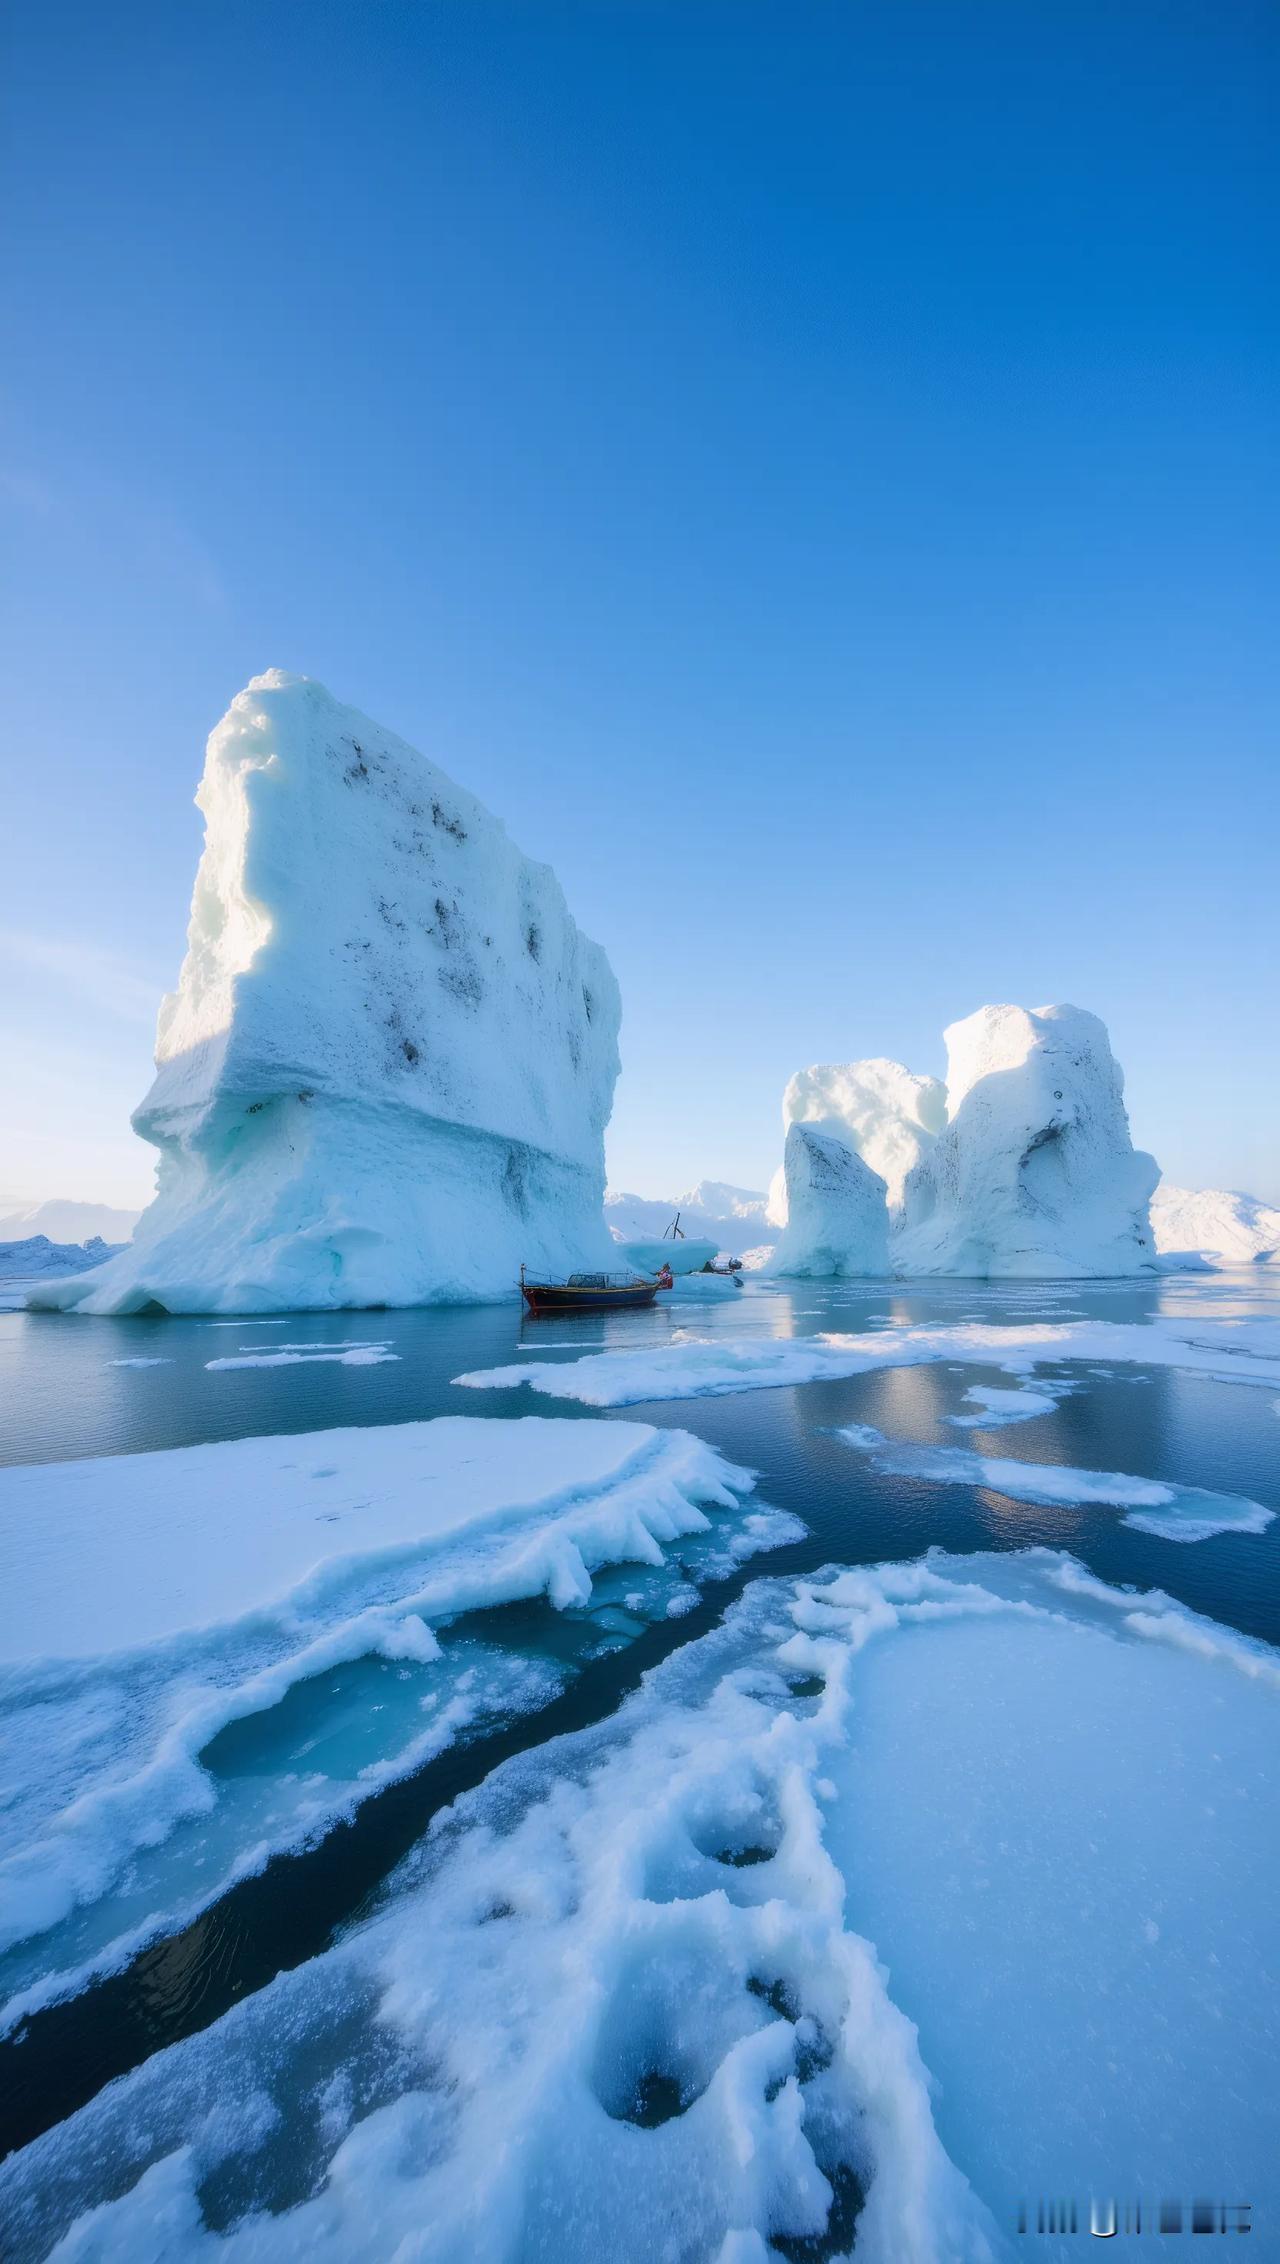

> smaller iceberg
[896,1004,1158,1278]
[765,1122,891,1278]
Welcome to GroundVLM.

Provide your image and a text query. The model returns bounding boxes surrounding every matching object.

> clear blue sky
[2,0,1276,1210]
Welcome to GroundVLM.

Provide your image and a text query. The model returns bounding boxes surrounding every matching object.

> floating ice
[456,1313,1280,1406]
[0,1417,780,2025]
[839,1423,1274,1542]
[946,1383,1060,1426]
[205,1345,399,1370]
[28,672,621,1315]
[4,1550,1274,2263]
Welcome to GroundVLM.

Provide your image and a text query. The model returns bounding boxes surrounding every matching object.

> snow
[0,1417,782,2020]
[763,1121,890,1278]
[5,1549,1274,2264]
[1151,1183,1280,1266]
[29,672,621,1316]
[606,1183,768,1258]
[767,1057,945,1230]
[456,1312,1280,1404]
[897,1003,1159,1277]
[840,1423,1274,1541]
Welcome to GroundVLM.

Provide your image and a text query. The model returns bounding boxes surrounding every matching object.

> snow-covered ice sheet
[0,1417,790,2026]
[456,1313,1280,1406]
[839,1423,1274,1542]
[4,1549,1274,2263]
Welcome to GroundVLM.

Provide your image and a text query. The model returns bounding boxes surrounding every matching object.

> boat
[519,1265,660,1315]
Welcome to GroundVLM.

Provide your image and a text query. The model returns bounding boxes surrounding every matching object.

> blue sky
[2,0,1276,1210]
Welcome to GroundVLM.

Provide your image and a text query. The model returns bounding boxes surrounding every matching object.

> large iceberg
[31,673,621,1314]
[896,1004,1159,1278]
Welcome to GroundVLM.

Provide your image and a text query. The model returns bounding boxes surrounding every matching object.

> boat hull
[519,1281,658,1314]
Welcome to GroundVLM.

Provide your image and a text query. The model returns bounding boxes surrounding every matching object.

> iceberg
[5,1551,1274,2264]
[1150,1183,1280,1267]
[766,1057,946,1232]
[29,672,621,1315]
[764,1121,891,1278]
[897,1003,1159,1278]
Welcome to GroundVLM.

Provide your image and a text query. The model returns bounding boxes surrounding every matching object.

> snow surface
[456,1312,1280,1405]
[763,1121,890,1279]
[896,1004,1159,1277]
[30,673,621,1316]
[0,1417,782,2019]
[5,1550,1274,2264]
[1151,1182,1280,1266]
[840,1422,1273,1541]
[766,1057,945,1230]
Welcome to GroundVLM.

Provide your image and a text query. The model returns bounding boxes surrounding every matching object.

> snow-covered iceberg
[897,1003,1159,1278]
[765,1057,945,1234]
[1151,1183,1280,1268]
[764,1121,891,1278]
[5,1551,1275,2263]
[30,672,621,1314]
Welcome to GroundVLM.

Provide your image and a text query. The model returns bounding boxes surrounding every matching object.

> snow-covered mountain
[605,1180,768,1256]
[1151,1184,1280,1266]
[0,1200,140,1246]
[32,672,621,1314]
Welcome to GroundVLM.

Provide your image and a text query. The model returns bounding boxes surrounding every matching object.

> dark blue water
[1,1270,1277,2155]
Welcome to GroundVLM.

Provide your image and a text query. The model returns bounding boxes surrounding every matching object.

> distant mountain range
[0,1199,142,1247]
[605,1181,769,1257]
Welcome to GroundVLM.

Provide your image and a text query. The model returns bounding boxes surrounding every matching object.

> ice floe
[945,1383,1060,1426]
[839,1424,1274,1541]
[204,1344,400,1370]
[3,1549,1274,2262]
[0,1418,792,2026]
[456,1313,1280,1406]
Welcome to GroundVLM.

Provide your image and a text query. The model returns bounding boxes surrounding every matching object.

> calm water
[1,1270,1278,2154]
